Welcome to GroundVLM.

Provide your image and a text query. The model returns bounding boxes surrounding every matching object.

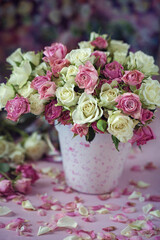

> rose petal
[122,206,136,213]
[57,216,78,228]
[82,216,96,222]
[142,204,153,214]
[22,200,35,210]
[128,191,142,200]
[37,209,47,216]
[78,205,88,216]
[121,226,133,237]
[105,203,121,211]
[37,226,51,236]
[96,208,109,214]
[110,214,128,223]
[149,210,160,218]
[102,226,117,232]
[97,194,110,201]
[63,236,81,240]
[0,206,12,216]
[137,181,150,188]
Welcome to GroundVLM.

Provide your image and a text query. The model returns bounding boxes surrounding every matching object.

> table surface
[0,140,160,240]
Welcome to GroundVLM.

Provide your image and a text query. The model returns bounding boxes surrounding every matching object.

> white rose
[56,84,79,107]
[0,137,9,158]
[78,41,94,51]
[90,32,108,41]
[65,48,94,66]
[9,144,25,164]
[108,40,130,54]
[107,111,135,143]
[18,81,34,98]
[29,93,46,115]
[72,92,103,124]
[60,65,78,84]
[8,60,32,88]
[0,84,15,110]
[32,62,48,77]
[113,52,128,65]
[128,51,159,75]
[24,133,48,161]
[139,78,160,109]
[6,48,23,66]
[23,51,41,66]
[100,83,119,108]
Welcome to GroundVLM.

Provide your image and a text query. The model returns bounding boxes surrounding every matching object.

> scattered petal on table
[78,205,88,216]
[105,203,121,211]
[22,200,36,210]
[110,214,128,223]
[149,210,160,218]
[63,235,81,240]
[128,191,142,200]
[96,208,109,214]
[137,181,150,188]
[142,203,153,214]
[57,216,78,228]
[0,206,12,216]
[121,225,134,237]
[37,226,52,236]
[122,206,136,213]
[102,226,117,232]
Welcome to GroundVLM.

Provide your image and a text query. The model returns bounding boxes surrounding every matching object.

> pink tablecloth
[0,147,160,240]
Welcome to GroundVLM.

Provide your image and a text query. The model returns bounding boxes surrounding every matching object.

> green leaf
[111,135,120,151]
[0,163,10,173]
[97,119,107,132]
[85,127,95,142]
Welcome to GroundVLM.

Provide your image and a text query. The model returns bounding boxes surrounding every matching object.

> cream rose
[100,83,119,108]
[24,133,48,161]
[60,65,78,84]
[0,84,15,110]
[23,51,41,66]
[107,111,136,143]
[90,32,108,41]
[18,81,34,98]
[9,144,25,164]
[8,60,32,88]
[56,84,79,107]
[128,51,159,75]
[72,93,103,124]
[0,137,9,158]
[108,40,130,54]
[139,78,160,109]
[32,62,48,77]
[65,48,94,66]
[6,48,23,66]
[28,93,46,115]
[78,41,94,51]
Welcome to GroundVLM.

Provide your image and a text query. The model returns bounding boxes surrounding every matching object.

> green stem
[0,171,11,181]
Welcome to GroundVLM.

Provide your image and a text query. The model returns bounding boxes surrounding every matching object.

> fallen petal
[22,200,35,210]
[149,210,160,218]
[37,226,51,236]
[63,236,81,240]
[128,191,142,200]
[57,216,78,228]
[0,206,12,216]
[142,204,153,214]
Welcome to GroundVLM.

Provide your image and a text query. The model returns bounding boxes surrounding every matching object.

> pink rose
[51,59,70,77]
[91,122,105,134]
[31,71,52,90]
[58,110,71,125]
[140,109,153,124]
[91,37,108,49]
[43,43,67,63]
[38,81,56,100]
[16,164,39,184]
[0,180,13,196]
[115,93,142,119]
[103,61,123,80]
[122,70,144,86]
[71,124,89,137]
[91,51,107,68]
[129,126,155,146]
[75,61,98,94]
[5,95,30,122]
[45,100,62,124]
[14,178,31,194]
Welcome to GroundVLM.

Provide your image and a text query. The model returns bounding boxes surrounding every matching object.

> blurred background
[0,0,160,82]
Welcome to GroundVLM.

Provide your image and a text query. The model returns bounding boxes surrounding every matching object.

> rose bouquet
[1,32,159,150]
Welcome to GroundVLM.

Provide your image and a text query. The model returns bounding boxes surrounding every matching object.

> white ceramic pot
[55,123,130,194]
